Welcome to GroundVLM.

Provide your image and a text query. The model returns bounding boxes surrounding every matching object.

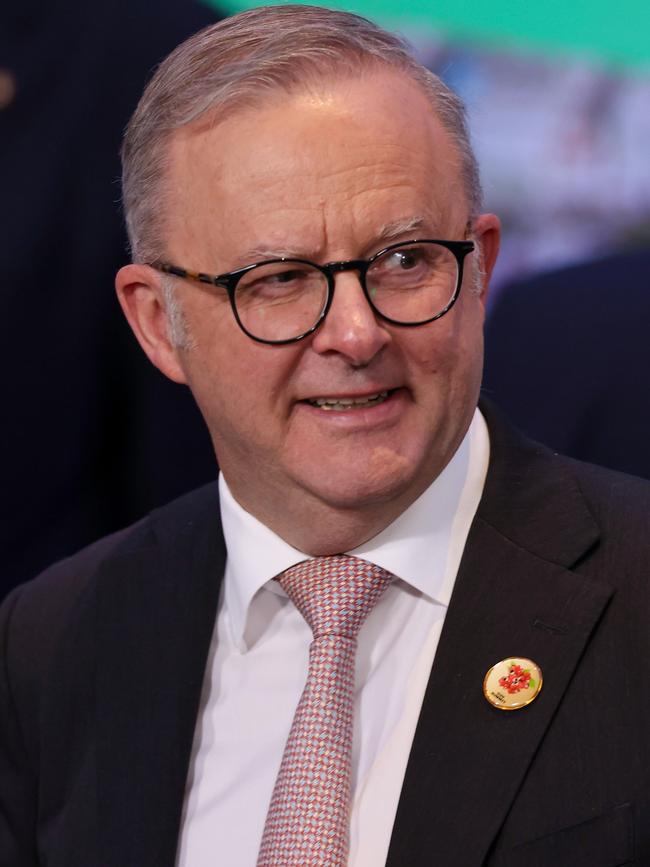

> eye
[390,248,423,270]
[373,245,430,277]
[235,263,326,312]
[240,265,315,295]
[267,269,307,285]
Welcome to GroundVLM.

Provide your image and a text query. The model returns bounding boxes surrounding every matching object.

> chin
[294,448,427,512]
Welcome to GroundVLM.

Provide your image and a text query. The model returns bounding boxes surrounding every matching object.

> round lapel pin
[483,657,543,710]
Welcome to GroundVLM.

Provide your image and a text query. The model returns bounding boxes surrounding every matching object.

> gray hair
[121,3,483,270]
[160,274,196,349]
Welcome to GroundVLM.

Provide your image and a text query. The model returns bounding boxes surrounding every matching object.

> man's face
[157,69,499,543]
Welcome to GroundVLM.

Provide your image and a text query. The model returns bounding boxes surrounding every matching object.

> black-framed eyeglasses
[148,238,475,346]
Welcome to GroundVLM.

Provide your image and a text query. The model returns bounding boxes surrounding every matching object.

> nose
[310,271,391,365]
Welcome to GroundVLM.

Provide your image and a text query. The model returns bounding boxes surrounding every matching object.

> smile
[307,391,389,411]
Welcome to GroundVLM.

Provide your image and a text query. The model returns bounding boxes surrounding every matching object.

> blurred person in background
[0,0,220,599]
[484,246,650,479]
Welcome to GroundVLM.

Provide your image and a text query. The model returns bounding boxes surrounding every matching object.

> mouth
[305,390,391,411]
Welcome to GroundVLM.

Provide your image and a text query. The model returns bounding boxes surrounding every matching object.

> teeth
[309,391,389,411]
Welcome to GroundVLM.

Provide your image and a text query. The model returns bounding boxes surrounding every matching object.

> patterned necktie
[257,555,393,867]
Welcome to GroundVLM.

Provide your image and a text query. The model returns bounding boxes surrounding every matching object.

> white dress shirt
[176,409,489,867]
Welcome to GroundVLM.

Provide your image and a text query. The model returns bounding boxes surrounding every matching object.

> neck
[222,465,443,556]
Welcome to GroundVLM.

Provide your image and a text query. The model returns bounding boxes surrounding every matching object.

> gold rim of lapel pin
[483,657,543,710]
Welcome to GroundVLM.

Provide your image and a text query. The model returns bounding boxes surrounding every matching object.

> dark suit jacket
[2,404,650,866]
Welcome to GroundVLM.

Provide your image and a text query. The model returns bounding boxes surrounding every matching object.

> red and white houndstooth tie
[257,555,394,867]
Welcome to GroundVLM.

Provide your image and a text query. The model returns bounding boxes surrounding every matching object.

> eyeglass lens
[234,241,460,342]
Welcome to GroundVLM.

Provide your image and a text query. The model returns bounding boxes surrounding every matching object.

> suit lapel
[386,404,614,865]
[93,484,225,867]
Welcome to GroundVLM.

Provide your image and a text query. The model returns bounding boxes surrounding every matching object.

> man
[1,6,649,866]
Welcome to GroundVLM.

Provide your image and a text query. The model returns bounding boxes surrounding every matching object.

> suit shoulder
[553,455,650,584]
[0,483,220,773]
[0,482,219,680]
[561,455,650,526]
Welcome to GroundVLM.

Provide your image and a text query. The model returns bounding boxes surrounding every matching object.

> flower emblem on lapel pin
[483,657,543,710]
[499,662,536,694]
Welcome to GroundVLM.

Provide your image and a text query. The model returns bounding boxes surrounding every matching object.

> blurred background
[224,0,650,290]
[2,0,649,598]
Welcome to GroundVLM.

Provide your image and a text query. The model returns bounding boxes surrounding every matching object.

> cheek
[402,320,460,379]
[195,353,265,432]
[183,323,302,444]
[404,309,484,399]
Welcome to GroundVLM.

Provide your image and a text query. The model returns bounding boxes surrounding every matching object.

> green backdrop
[209,0,650,69]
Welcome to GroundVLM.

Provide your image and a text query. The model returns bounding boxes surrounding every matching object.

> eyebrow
[229,216,433,268]
[374,216,429,244]
[233,245,310,264]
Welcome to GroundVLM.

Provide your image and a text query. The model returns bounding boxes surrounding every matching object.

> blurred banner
[215,0,650,69]
[207,0,650,292]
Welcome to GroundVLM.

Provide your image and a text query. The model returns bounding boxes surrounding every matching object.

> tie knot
[277,555,393,640]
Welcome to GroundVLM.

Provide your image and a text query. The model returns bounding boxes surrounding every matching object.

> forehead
[164,70,467,263]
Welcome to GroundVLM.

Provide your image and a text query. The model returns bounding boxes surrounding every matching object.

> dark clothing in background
[0,0,220,598]
[483,247,650,480]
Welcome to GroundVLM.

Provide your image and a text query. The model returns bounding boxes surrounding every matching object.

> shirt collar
[219,408,490,650]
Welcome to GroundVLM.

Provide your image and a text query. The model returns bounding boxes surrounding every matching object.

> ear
[115,263,188,384]
[471,213,501,305]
